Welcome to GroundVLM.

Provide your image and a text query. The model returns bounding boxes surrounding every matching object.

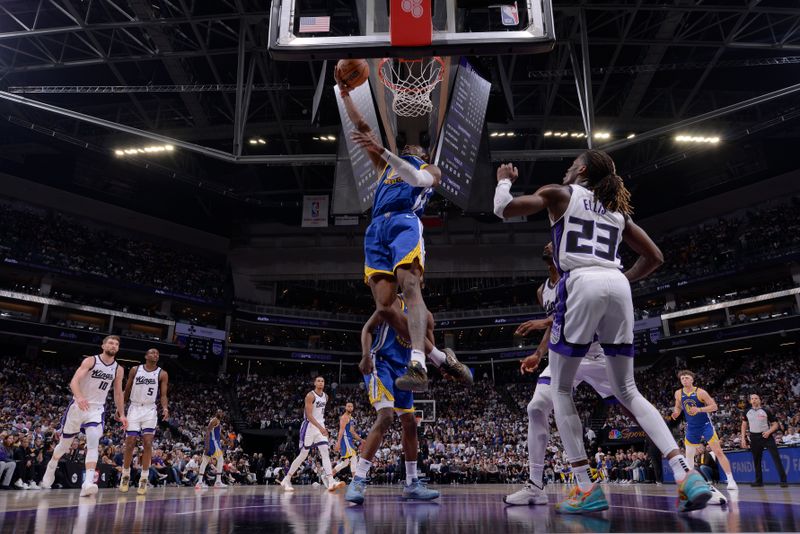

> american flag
[298,16,330,33]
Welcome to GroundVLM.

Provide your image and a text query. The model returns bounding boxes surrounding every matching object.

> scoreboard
[433,58,492,210]
[633,317,662,356]
[175,323,225,360]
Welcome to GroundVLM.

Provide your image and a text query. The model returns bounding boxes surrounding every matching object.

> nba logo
[500,2,519,26]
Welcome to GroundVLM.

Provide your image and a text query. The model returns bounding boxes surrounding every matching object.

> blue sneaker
[402,478,440,501]
[345,476,367,505]
[677,470,712,512]
[555,484,609,514]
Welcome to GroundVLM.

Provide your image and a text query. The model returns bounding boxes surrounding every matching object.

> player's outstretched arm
[70,356,95,410]
[493,164,567,219]
[160,370,169,421]
[114,366,128,430]
[351,131,440,187]
[621,218,664,282]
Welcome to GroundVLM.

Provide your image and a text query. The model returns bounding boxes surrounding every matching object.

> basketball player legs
[706,438,737,490]
[504,384,551,505]
[120,434,138,492]
[139,434,155,492]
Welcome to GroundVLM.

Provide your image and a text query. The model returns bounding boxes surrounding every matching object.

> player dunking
[672,370,738,490]
[345,296,439,504]
[280,377,342,492]
[336,71,471,392]
[493,151,711,513]
[42,335,128,496]
[332,402,362,479]
[119,348,169,495]
[195,410,228,490]
[504,242,616,505]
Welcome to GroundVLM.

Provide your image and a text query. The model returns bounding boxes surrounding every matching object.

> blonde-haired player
[42,336,128,496]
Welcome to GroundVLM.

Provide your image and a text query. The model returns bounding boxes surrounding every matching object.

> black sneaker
[439,348,473,385]
[750,482,764,487]
[780,482,789,488]
[396,361,429,392]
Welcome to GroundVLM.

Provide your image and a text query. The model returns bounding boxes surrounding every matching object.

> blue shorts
[685,421,718,446]
[363,357,414,414]
[339,435,357,459]
[364,211,425,283]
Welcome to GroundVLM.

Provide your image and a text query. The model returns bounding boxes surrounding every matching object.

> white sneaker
[41,463,56,489]
[27,482,40,490]
[503,481,548,505]
[80,483,99,497]
[214,480,228,489]
[194,481,208,490]
[708,485,727,505]
[280,476,294,492]
[327,477,345,492]
[726,479,738,491]
[14,479,28,490]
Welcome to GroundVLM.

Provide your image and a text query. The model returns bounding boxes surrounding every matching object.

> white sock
[574,465,593,492]
[84,469,95,486]
[122,468,130,478]
[355,458,372,479]
[668,455,691,482]
[530,464,544,487]
[405,461,418,484]
[427,347,446,368]
[411,350,427,371]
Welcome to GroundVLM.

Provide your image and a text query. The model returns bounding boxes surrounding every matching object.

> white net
[378,57,444,117]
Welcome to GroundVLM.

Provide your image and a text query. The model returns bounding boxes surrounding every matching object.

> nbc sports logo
[609,429,622,439]
[401,0,424,18]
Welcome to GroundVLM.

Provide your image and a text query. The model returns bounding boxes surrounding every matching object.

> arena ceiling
[0,0,799,233]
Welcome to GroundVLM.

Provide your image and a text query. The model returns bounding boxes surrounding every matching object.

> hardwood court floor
[1,482,798,533]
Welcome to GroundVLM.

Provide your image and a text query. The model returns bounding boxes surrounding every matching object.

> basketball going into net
[336,59,370,88]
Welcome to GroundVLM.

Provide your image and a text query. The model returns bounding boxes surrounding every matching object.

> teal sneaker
[345,476,367,505]
[677,470,712,512]
[555,484,609,514]
[402,479,440,501]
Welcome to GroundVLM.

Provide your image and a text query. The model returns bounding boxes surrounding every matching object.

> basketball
[336,59,369,88]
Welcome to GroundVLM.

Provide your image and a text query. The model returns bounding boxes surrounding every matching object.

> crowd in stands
[0,202,227,302]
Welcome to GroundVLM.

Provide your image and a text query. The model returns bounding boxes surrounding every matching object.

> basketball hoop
[378,57,445,117]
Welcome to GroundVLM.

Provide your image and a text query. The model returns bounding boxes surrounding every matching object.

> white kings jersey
[306,390,327,424]
[551,184,626,272]
[80,355,118,406]
[130,365,161,404]
[541,278,557,317]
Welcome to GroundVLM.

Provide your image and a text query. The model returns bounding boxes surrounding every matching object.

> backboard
[268,0,555,61]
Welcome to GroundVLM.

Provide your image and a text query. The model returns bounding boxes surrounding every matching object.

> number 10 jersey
[551,184,626,273]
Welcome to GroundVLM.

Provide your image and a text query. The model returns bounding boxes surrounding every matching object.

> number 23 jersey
[551,184,626,273]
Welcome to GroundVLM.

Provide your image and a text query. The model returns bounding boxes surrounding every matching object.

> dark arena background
[0,1,799,533]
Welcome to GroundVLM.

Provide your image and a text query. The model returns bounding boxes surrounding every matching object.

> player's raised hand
[515,319,550,336]
[496,163,519,183]
[351,130,384,157]
[334,67,352,97]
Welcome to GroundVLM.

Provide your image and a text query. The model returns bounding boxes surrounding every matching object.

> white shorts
[299,420,328,450]
[126,403,158,436]
[59,401,104,438]
[538,346,615,399]
[549,267,634,357]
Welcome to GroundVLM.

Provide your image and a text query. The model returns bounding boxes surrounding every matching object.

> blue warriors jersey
[681,388,711,428]
[372,155,433,217]
[207,424,223,458]
[339,417,357,458]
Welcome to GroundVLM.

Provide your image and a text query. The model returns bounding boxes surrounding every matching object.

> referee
[740,393,788,487]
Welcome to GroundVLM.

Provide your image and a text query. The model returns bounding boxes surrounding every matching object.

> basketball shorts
[126,403,158,436]
[299,421,329,451]
[537,345,615,399]
[685,421,719,446]
[549,267,634,357]
[59,400,104,438]
[206,439,223,459]
[339,435,357,459]
[363,356,414,414]
[364,211,425,283]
